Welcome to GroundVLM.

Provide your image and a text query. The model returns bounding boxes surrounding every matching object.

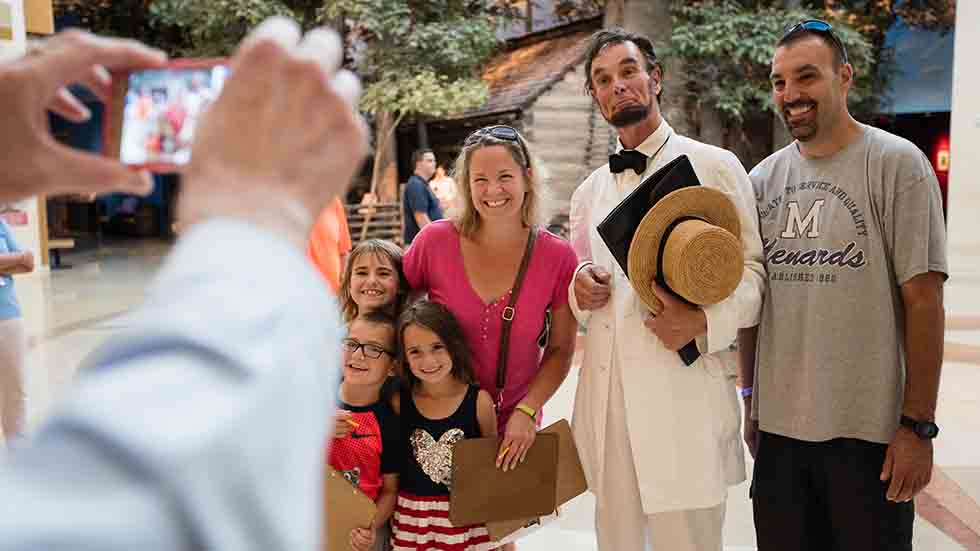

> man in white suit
[568,28,766,550]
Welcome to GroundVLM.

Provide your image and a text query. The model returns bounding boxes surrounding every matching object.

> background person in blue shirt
[0,216,32,442]
[402,148,443,244]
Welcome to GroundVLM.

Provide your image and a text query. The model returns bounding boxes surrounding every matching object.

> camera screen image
[119,65,229,166]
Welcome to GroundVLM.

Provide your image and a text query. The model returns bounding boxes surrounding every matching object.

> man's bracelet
[739,386,753,398]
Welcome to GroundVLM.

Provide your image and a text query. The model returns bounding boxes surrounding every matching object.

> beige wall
[1,0,47,347]
[947,2,980,312]
[24,0,53,35]
[0,1,43,271]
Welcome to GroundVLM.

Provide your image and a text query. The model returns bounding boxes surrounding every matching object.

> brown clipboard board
[449,432,559,526]
[486,419,589,540]
[323,466,377,551]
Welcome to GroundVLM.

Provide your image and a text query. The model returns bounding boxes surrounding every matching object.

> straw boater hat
[627,187,743,314]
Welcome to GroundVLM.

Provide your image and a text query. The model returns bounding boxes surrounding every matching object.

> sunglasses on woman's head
[782,19,849,65]
[464,125,531,168]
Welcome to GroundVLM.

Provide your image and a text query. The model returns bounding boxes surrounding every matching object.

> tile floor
[9,238,980,550]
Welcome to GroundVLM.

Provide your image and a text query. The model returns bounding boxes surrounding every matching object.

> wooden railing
[345,202,403,246]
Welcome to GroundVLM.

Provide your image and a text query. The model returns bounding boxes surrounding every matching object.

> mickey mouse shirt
[328,399,402,500]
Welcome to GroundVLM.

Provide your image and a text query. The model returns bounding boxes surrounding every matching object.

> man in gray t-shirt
[740,21,947,551]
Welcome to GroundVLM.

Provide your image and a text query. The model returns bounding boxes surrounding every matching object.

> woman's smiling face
[468,145,528,224]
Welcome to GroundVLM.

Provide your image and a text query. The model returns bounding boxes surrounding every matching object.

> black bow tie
[609,149,648,175]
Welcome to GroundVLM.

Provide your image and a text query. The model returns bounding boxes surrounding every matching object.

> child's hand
[333,410,355,439]
[350,526,376,551]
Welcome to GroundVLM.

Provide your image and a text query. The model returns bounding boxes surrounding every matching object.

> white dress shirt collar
[615,118,674,157]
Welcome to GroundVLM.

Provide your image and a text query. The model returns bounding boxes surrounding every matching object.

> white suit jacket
[568,121,766,513]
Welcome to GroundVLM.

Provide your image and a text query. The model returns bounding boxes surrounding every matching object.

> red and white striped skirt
[391,492,497,551]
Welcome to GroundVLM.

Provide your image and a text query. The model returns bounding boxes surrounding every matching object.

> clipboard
[323,465,377,551]
[485,419,588,541]
[449,432,559,526]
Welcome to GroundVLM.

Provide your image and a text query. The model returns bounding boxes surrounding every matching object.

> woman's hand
[496,410,536,472]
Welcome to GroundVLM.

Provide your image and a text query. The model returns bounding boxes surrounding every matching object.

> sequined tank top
[399,384,482,496]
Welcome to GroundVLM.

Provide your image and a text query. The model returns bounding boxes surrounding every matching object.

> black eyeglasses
[782,19,849,65]
[464,125,531,168]
[342,338,394,360]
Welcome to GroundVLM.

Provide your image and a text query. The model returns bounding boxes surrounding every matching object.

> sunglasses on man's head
[464,125,531,168]
[782,19,849,65]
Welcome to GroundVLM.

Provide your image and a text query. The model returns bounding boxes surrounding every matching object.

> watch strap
[900,415,939,439]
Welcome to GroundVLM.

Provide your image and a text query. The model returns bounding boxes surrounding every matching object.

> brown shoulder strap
[495,226,538,405]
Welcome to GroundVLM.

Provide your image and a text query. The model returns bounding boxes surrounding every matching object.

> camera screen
[119,65,230,166]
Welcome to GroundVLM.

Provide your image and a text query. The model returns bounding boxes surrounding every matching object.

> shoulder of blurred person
[307,196,352,292]
[0,18,368,549]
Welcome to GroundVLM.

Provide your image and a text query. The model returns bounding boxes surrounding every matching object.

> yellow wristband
[515,403,537,420]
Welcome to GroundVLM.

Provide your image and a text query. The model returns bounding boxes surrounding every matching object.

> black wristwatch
[900,415,940,439]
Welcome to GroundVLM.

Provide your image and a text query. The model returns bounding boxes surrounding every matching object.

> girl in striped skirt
[391,301,498,550]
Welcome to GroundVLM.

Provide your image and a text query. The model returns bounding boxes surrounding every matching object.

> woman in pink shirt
[403,125,578,473]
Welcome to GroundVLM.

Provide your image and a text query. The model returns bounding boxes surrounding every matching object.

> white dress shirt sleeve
[0,219,341,551]
[699,151,767,355]
[568,177,596,325]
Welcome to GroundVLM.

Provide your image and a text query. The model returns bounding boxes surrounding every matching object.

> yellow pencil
[497,447,510,461]
[346,419,360,428]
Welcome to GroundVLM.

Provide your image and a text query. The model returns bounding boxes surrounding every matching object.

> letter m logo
[781,199,826,238]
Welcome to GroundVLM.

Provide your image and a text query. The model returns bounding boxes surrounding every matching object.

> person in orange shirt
[307,196,353,293]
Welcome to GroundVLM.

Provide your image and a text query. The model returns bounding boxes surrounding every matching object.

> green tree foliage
[819,0,955,114]
[55,0,511,197]
[53,0,174,47]
[670,1,876,123]
[107,0,503,119]
[361,70,490,121]
[670,0,955,125]
[322,0,501,121]
[147,0,298,57]
[892,0,956,32]
[826,0,956,42]
[54,0,326,55]
[321,0,509,196]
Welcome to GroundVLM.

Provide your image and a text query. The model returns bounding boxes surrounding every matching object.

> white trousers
[594,358,726,551]
[0,317,26,440]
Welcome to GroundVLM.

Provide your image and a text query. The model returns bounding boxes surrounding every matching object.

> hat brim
[627,187,741,312]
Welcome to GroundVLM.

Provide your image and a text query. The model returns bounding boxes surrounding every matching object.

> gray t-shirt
[749,125,947,444]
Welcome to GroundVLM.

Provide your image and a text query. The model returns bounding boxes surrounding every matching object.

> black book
[596,154,703,366]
